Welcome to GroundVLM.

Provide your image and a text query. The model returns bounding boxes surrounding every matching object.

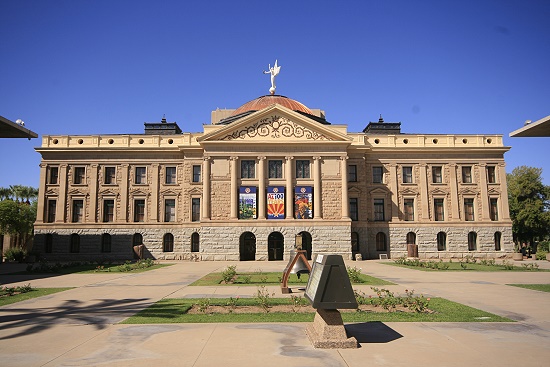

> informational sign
[305,254,358,309]
[239,186,257,219]
[294,186,313,219]
[267,186,285,219]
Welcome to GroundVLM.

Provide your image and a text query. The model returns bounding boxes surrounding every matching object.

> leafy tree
[507,166,550,247]
[0,199,37,248]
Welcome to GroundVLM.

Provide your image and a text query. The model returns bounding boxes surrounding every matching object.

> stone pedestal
[305,309,358,348]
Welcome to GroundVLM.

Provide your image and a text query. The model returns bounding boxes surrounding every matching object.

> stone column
[478,164,490,221]
[258,156,266,219]
[202,156,211,220]
[36,164,47,223]
[285,156,294,219]
[119,164,129,222]
[340,156,349,219]
[419,164,429,221]
[230,157,238,219]
[313,156,322,219]
[389,164,399,221]
[498,163,511,220]
[150,164,159,222]
[89,164,99,223]
[55,164,68,223]
[449,164,460,220]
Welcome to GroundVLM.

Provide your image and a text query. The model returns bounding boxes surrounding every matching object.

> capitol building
[33,73,513,261]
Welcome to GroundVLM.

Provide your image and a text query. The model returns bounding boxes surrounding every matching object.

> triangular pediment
[369,187,390,195]
[45,188,58,196]
[99,189,118,197]
[160,189,180,196]
[68,188,86,196]
[349,186,362,194]
[400,188,418,196]
[459,188,479,196]
[198,104,351,143]
[130,189,149,196]
[430,188,448,196]
[487,187,500,195]
[189,187,202,195]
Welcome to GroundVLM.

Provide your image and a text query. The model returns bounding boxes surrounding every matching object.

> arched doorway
[406,231,418,257]
[298,231,312,260]
[268,232,284,261]
[239,232,256,261]
[132,233,143,259]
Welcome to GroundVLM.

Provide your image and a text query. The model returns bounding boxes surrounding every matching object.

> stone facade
[33,96,514,262]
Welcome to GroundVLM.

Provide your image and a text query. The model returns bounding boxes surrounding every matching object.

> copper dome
[231,95,314,116]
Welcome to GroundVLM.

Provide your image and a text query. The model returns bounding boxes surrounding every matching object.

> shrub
[255,285,274,313]
[221,265,237,284]
[347,266,363,283]
[4,247,27,263]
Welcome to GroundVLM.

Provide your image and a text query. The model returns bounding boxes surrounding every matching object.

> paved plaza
[0,259,549,367]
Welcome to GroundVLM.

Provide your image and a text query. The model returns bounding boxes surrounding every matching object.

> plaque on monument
[305,254,358,309]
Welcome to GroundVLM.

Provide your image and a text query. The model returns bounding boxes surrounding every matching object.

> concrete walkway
[0,259,549,367]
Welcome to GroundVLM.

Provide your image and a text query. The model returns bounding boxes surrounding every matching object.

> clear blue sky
[1,0,549,188]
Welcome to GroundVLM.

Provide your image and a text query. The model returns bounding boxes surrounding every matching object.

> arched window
[468,231,477,251]
[101,233,111,253]
[132,233,143,247]
[191,232,200,253]
[163,233,174,252]
[406,232,416,245]
[494,231,502,251]
[351,232,359,252]
[45,234,53,253]
[70,234,80,253]
[437,232,446,251]
[376,232,387,251]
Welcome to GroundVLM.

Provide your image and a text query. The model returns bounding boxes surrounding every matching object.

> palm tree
[20,186,39,204]
[0,187,11,201]
[9,185,24,202]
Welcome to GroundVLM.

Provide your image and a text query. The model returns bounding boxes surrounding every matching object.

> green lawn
[18,262,172,275]
[385,261,548,272]
[189,271,394,286]
[121,297,513,324]
[507,284,550,292]
[0,288,72,307]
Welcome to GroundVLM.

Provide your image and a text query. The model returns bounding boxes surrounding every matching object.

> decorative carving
[220,115,330,141]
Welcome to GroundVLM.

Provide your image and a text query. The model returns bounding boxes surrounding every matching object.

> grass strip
[190,271,393,286]
[384,262,548,272]
[121,297,512,324]
[12,263,172,275]
[507,284,550,292]
[0,288,72,307]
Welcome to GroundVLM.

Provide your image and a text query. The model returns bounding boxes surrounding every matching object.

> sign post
[304,254,358,348]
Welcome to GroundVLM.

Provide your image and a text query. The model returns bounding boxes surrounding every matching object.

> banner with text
[267,186,285,219]
[294,186,313,219]
[239,186,257,219]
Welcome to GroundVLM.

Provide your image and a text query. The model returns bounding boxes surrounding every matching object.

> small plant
[118,261,134,272]
[521,263,539,271]
[95,265,105,272]
[289,294,308,312]
[460,261,468,270]
[225,296,239,312]
[241,275,251,284]
[347,266,363,283]
[255,285,274,313]
[196,298,211,313]
[221,265,237,284]
[259,275,268,283]
[501,260,514,270]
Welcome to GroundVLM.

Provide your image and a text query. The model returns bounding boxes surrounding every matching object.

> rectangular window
[374,199,385,221]
[134,199,145,222]
[462,166,472,183]
[350,198,358,221]
[241,160,255,179]
[348,165,357,182]
[73,167,85,184]
[135,167,146,184]
[192,198,201,222]
[72,199,83,223]
[404,199,414,221]
[48,166,59,184]
[104,167,116,184]
[192,165,201,183]
[490,198,499,221]
[103,199,114,222]
[269,160,283,179]
[434,198,445,221]
[372,166,383,183]
[432,166,442,183]
[402,166,413,183]
[165,167,176,184]
[487,166,496,183]
[47,199,56,223]
[164,199,176,222]
[464,198,474,221]
[296,160,310,179]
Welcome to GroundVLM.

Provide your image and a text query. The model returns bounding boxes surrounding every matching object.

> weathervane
[263,59,281,95]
